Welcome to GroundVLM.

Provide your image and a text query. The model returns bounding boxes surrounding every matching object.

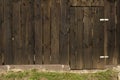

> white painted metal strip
[100,19,109,21]
[100,56,109,58]
[104,19,109,21]
[100,19,105,21]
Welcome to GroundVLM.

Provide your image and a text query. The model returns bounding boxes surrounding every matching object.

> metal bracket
[100,56,109,59]
[100,19,109,21]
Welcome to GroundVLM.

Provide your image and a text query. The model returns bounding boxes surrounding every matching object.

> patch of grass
[92,70,118,80]
[0,70,118,80]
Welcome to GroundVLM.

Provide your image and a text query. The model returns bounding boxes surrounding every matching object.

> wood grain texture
[69,7,76,69]
[83,7,93,69]
[0,0,4,65]
[104,0,116,65]
[20,0,34,64]
[12,0,22,64]
[4,0,13,64]
[69,7,84,69]
[92,7,105,69]
[42,0,51,64]
[59,0,69,65]
[51,0,60,64]
[116,0,120,64]
[34,0,43,64]
[70,0,104,6]
[0,0,119,69]
[75,7,84,69]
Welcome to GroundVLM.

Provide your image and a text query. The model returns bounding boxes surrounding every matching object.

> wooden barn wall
[117,0,120,64]
[0,0,68,65]
[0,0,119,69]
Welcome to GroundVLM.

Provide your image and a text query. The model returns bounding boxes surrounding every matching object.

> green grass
[0,69,118,80]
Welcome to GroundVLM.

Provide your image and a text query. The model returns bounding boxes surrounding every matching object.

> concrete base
[0,65,70,73]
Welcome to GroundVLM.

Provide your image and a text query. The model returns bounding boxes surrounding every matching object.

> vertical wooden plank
[59,0,69,64]
[69,7,76,69]
[75,8,84,69]
[83,7,93,69]
[105,0,116,65]
[4,0,13,64]
[0,0,4,65]
[51,0,60,64]
[20,0,34,64]
[70,0,104,6]
[12,0,22,64]
[34,0,43,64]
[92,7,105,69]
[42,0,51,64]
[116,0,120,64]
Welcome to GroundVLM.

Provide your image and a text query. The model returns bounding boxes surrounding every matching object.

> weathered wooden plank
[42,0,51,64]
[69,7,76,69]
[75,7,84,69]
[34,0,43,64]
[59,0,69,64]
[70,0,104,6]
[20,0,34,64]
[104,0,116,65]
[92,7,105,69]
[0,0,4,65]
[12,0,22,64]
[51,0,60,64]
[116,0,120,64]
[4,0,13,64]
[83,7,93,69]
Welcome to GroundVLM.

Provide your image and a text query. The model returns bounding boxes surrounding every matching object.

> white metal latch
[100,56,109,59]
[100,19,109,21]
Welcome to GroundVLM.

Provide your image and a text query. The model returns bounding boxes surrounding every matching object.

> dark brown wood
[42,0,51,64]
[20,0,34,64]
[50,0,60,64]
[104,0,116,65]
[69,7,76,69]
[116,0,120,64]
[92,7,105,69]
[59,0,69,65]
[4,0,13,64]
[0,0,4,65]
[70,0,104,6]
[12,0,22,64]
[75,7,84,69]
[83,7,93,69]
[69,7,84,69]
[34,0,43,64]
[0,0,119,69]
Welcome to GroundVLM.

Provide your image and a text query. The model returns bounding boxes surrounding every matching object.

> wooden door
[69,7,105,69]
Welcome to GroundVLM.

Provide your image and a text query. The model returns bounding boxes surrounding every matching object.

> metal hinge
[100,19,109,22]
[100,56,109,59]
